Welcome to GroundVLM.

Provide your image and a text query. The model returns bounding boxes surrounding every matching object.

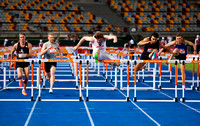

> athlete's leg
[93,48,100,63]
[135,63,146,72]
[149,49,158,59]
[169,48,179,60]
[23,66,30,90]
[17,67,23,87]
[50,66,56,90]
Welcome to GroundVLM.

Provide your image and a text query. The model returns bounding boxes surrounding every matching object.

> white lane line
[24,95,39,126]
[102,76,161,126]
[81,95,95,126]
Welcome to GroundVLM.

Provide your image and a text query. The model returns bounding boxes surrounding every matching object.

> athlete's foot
[49,88,53,94]
[22,90,27,95]
[151,51,158,60]
[19,79,23,87]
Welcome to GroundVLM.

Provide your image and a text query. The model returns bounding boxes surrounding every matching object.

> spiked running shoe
[19,79,23,87]
[151,51,158,60]
[22,90,27,95]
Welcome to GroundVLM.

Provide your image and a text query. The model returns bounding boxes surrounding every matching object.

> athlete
[41,33,62,94]
[73,31,120,66]
[11,33,32,95]
[135,32,173,72]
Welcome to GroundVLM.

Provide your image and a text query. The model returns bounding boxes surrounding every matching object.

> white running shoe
[49,89,53,94]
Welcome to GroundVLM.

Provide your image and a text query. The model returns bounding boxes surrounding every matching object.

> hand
[48,45,53,50]
[193,51,197,55]
[73,46,78,51]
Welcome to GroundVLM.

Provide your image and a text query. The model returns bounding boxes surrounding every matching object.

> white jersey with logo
[92,37,114,60]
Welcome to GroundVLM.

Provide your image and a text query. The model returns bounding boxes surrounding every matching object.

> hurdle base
[133,97,137,102]
[180,98,185,102]
[126,97,129,102]
[170,79,172,82]
[14,78,16,81]
[31,96,34,101]
[142,79,144,82]
[9,78,11,81]
[86,97,89,101]
[158,85,161,90]
[197,87,199,91]
[191,86,194,90]
[38,97,41,101]
[79,97,82,101]
[174,97,178,102]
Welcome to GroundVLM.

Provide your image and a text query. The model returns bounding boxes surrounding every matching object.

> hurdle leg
[120,68,123,90]
[197,59,199,90]
[114,67,117,88]
[82,68,85,88]
[3,67,6,89]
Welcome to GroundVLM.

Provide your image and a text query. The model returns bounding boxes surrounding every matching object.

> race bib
[18,53,27,58]
[179,49,185,54]
[50,48,57,53]
[147,48,152,53]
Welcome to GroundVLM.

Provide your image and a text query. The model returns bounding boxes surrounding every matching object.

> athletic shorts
[16,62,30,68]
[197,45,200,53]
[45,62,57,73]
[140,52,150,60]
[175,54,186,61]
[94,51,115,60]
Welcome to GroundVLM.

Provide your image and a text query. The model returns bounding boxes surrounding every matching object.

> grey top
[43,41,59,59]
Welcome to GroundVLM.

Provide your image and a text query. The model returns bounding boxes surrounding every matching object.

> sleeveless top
[92,37,106,53]
[16,42,29,59]
[175,41,187,56]
[43,41,59,59]
[143,37,159,54]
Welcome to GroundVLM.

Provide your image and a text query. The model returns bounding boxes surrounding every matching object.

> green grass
[163,63,198,72]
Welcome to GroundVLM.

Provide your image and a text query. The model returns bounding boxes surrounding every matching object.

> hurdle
[82,59,120,90]
[0,59,35,101]
[180,60,200,102]
[85,59,127,102]
[132,60,178,102]
[159,59,199,91]
[38,59,82,101]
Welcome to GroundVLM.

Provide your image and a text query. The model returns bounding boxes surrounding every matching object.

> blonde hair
[19,33,26,36]
[48,32,55,37]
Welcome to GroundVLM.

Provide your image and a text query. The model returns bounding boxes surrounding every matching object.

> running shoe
[151,51,158,60]
[22,90,27,95]
[49,89,53,94]
[19,79,23,87]
[94,52,99,63]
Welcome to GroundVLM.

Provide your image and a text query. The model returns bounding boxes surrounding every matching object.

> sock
[94,52,99,63]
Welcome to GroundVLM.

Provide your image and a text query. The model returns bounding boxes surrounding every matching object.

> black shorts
[175,54,186,60]
[197,45,200,53]
[140,52,150,60]
[16,62,30,68]
[45,62,57,73]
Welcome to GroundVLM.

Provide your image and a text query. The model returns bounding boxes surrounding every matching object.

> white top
[92,37,106,54]
[4,38,8,42]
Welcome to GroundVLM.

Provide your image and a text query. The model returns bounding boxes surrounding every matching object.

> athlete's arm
[27,43,33,58]
[73,36,94,51]
[57,43,62,59]
[185,40,196,54]
[10,43,17,59]
[41,43,51,55]
[104,35,117,43]
[159,42,173,54]
[158,41,176,55]
[137,37,151,46]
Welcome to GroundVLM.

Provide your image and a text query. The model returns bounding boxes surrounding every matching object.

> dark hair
[94,32,104,39]
[151,32,159,38]
[176,32,182,37]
